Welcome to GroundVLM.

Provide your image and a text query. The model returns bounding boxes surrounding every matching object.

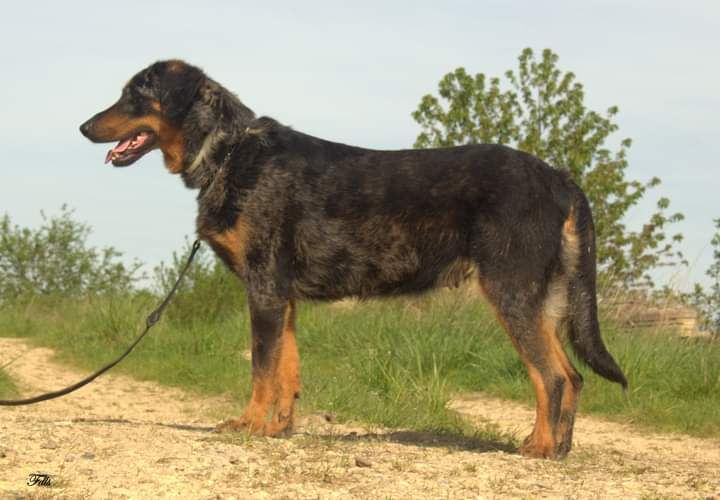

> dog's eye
[138,75,151,88]
[131,73,152,90]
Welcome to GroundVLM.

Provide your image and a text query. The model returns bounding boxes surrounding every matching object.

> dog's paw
[214,416,263,434]
[519,433,559,460]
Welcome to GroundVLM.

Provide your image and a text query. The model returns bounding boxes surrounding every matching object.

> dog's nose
[79,119,94,138]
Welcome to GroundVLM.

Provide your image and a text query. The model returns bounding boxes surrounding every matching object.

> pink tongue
[105,138,133,164]
[104,133,151,164]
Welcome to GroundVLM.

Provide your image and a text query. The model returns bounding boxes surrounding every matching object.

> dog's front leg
[264,299,300,437]
[216,295,289,435]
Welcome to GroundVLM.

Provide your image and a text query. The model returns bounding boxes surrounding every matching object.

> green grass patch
[0,368,18,399]
[1,289,718,438]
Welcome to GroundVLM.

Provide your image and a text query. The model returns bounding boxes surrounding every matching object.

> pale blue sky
[1,1,718,290]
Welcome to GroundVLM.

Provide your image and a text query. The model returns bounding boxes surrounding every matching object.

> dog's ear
[158,61,205,122]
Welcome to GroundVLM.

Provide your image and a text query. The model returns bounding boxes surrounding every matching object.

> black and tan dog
[79,60,627,459]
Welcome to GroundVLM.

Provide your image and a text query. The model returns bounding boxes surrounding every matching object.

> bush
[0,206,142,302]
[684,218,720,333]
[153,239,246,325]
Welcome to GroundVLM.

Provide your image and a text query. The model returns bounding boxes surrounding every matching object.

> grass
[0,368,17,399]
[0,287,718,438]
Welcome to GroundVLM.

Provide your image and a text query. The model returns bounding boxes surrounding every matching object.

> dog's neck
[179,80,256,190]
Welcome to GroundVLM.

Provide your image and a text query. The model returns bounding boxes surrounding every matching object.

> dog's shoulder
[242,116,288,146]
[242,116,341,163]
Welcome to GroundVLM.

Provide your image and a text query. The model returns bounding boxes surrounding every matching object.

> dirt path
[1,337,718,499]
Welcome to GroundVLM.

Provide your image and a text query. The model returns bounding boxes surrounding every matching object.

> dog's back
[215,121,574,302]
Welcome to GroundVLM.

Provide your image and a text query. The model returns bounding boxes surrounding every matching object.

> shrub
[0,206,142,302]
[684,218,720,333]
[153,239,246,325]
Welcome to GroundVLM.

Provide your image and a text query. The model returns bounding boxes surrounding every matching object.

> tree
[685,218,720,333]
[0,206,142,301]
[412,48,684,289]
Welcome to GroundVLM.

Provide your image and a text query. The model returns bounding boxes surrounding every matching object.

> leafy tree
[684,218,720,333]
[412,48,684,289]
[0,206,141,301]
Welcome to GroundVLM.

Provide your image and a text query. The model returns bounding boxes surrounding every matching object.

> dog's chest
[197,216,253,277]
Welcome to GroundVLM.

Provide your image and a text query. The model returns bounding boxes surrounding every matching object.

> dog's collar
[185,133,236,177]
[219,144,236,169]
[185,132,216,176]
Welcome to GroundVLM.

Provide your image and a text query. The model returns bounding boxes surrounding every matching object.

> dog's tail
[563,185,628,389]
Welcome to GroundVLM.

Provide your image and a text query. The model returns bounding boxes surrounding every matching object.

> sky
[0,0,718,291]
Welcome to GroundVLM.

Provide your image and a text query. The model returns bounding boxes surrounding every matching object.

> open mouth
[105,130,157,167]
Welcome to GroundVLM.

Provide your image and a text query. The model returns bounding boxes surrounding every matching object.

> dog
[79,59,627,459]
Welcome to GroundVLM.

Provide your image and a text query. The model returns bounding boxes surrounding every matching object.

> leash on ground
[0,240,202,406]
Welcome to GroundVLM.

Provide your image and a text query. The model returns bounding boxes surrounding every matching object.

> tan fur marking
[216,370,274,434]
[542,209,581,321]
[202,217,253,275]
[539,312,581,449]
[521,363,557,458]
[158,123,185,173]
[478,277,556,457]
[217,300,299,437]
[542,278,568,321]
[562,208,581,272]
[545,207,584,444]
[266,300,301,436]
[89,109,185,173]
[482,271,574,458]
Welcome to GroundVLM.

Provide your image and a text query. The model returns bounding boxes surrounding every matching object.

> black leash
[0,240,202,406]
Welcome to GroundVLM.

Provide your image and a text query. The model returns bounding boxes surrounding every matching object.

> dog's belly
[292,255,474,300]
[290,220,473,300]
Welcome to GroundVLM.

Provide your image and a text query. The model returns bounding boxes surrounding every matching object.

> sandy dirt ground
[1,336,718,499]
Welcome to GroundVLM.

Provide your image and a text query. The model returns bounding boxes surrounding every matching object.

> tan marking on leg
[217,300,298,437]
[539,302,582,457]
[479,279,556,457]
[265,300,301,437]
[216,367,274,434]
[511,313,565,459]
[541,209,582,455]
[479,276,563,458]
[217,308,284,434]
[520,362,557,459]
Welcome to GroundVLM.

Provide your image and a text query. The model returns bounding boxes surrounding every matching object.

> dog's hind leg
[535,292,583,458]
[479,276,581,459]
[216,296,291,435]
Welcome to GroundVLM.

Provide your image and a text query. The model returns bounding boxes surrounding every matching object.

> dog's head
[79,60,205,170]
